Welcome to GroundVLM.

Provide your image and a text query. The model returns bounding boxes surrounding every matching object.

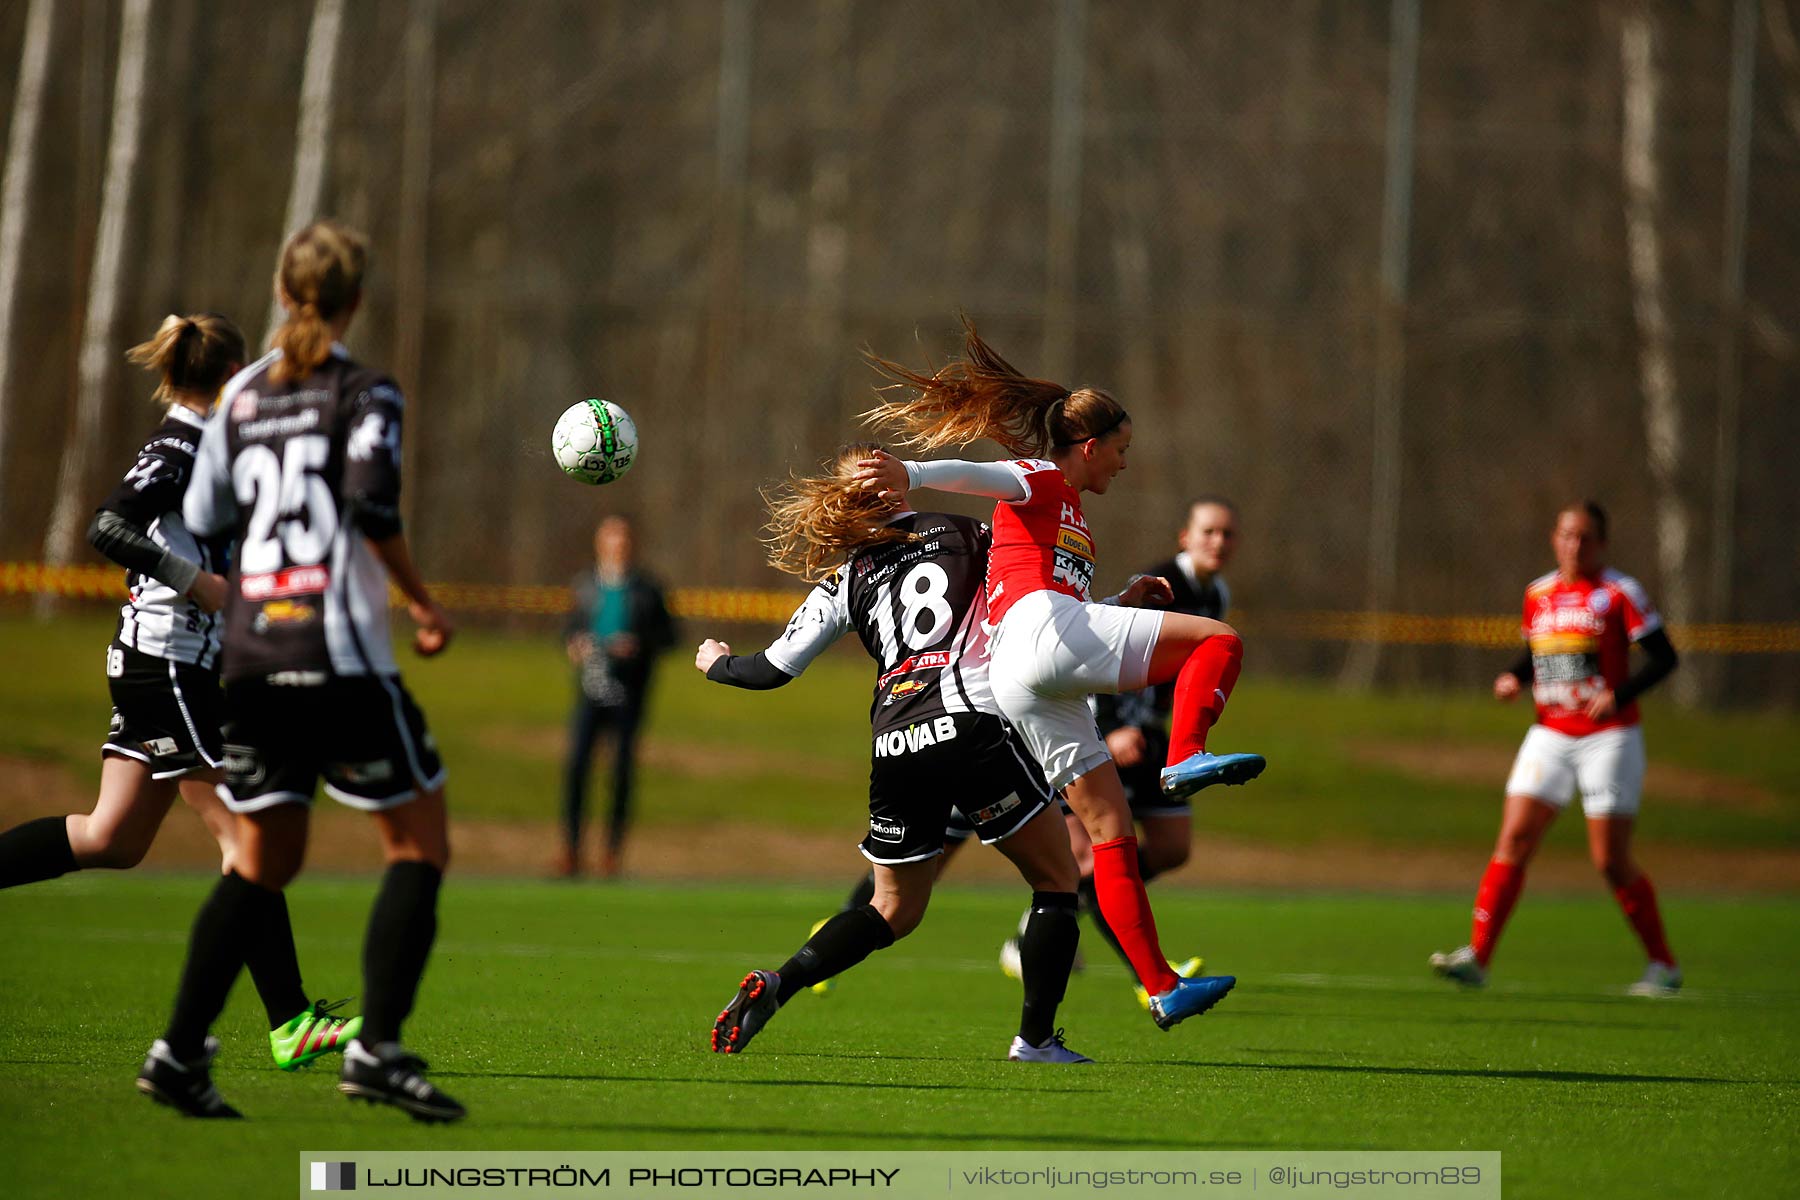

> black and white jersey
[184,345,406,684]
[761,512,997,733]
[100,405,227,669]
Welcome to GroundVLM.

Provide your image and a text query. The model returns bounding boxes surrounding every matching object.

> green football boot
[271,998,361,1071]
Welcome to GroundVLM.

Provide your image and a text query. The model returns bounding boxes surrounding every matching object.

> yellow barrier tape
[5,562,1797,653]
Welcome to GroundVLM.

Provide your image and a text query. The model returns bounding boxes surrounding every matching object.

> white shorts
[1504,724,1646,818]
[989,589,1165,790]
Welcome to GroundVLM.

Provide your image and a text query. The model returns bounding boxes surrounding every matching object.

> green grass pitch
[1,875,1794,1199]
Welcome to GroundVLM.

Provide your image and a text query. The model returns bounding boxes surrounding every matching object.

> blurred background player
[858,319,1263,1030]
[136,221,463,1121]
[557,514,675,878]
[1432,501,1681,995]
[0,312,358,1072]
[1002,497,1239,1005]
[699,444,1089,1063]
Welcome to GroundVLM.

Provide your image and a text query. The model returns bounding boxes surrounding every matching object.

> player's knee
[87,837,150,870]
[1495,830,1539,863]
[1594,852,1635,888]
[873,894,927,939]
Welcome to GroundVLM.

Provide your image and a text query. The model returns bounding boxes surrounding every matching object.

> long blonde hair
[125,312,245,405]
[270,219,367,384]
[762,443,917,581]
[863,316,1128,456]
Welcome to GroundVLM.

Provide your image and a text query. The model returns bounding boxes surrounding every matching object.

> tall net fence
[0,0,1794,701]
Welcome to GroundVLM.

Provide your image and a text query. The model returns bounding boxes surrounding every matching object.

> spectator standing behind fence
[557,516,676,879]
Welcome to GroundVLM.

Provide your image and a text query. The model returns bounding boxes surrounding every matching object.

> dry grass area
[6,754,1795,893]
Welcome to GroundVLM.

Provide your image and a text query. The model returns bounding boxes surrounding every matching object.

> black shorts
[102,642,224,779]
[1117,725,1190,819]
[220,673,446,813]
[861,713,1054,865]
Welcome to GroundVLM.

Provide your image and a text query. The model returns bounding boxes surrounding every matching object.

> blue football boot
[1147,974,1237,1030]
[1158,751,1266,799]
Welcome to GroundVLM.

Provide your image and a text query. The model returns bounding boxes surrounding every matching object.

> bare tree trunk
[1340,0,1420,690]
[1041,0,1086,380]
[0,0,57,531]
[395,0,436,533]
[264,0,346,344]
[1706,0,1759,700]
[1620,6,1698,704]
[41,0,154,578]
[701,0,752,579]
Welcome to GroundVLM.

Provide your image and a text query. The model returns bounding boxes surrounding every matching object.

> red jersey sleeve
[1608,572,1663,642]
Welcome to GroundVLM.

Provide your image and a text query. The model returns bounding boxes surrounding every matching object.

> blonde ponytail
[762,443,917,581]
[126,312,246,406]
[862,316,1127,456]
[271,219,368,383]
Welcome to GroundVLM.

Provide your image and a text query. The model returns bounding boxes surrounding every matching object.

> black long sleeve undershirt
[706,652,795,690]
[1503,629,1680,706]
[87,509,198,595]
[1615,628,1679,706]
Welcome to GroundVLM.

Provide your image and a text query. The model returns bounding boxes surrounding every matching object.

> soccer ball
[552,398,638,485]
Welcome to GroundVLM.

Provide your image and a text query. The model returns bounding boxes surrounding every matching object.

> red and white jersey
[984,459,1097,626]
[1522,568,1662,737]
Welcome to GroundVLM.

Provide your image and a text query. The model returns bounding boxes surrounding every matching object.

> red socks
[1470,857,1526,967]
[1166,634,1243,766]
[1614,875,1676,966]
[1090,836,1181,995]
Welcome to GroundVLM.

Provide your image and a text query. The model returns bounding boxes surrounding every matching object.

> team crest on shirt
[347,410,399,462]
[1589,591,1612,614]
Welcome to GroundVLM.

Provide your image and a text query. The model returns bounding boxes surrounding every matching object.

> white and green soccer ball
[552,398,638,485]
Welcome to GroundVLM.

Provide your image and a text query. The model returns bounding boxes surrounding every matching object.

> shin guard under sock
[0,816,78,889]
[1471,857,1526,968]
[1017,891,1080,1046]
[1090,836,1180,994]
[776,904,895,1003]
[360,861,442,1047]
[1614,874,1675,965]
[164,871,278,1060]
[243,889,311,1029]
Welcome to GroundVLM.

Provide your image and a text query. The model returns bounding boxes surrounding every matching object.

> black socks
[775,904,895,1003]
[1076,874,1131,971]
[164,871,280,1060]
[242,889,311,1029]
[359,861,443,1047]
[842,870,877,912]
[0,816,79,889]
[1017,891,1080,1046]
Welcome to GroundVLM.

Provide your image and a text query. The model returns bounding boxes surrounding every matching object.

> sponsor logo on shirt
[882,679,928,706]
[873,716,960,757]
[875,650,953,689]
[241,565,330,601]
[1056,527,1093,561]
[253,599,319,635]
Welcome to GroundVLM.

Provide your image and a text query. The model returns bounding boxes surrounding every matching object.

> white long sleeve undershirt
[901,458,1031,502]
